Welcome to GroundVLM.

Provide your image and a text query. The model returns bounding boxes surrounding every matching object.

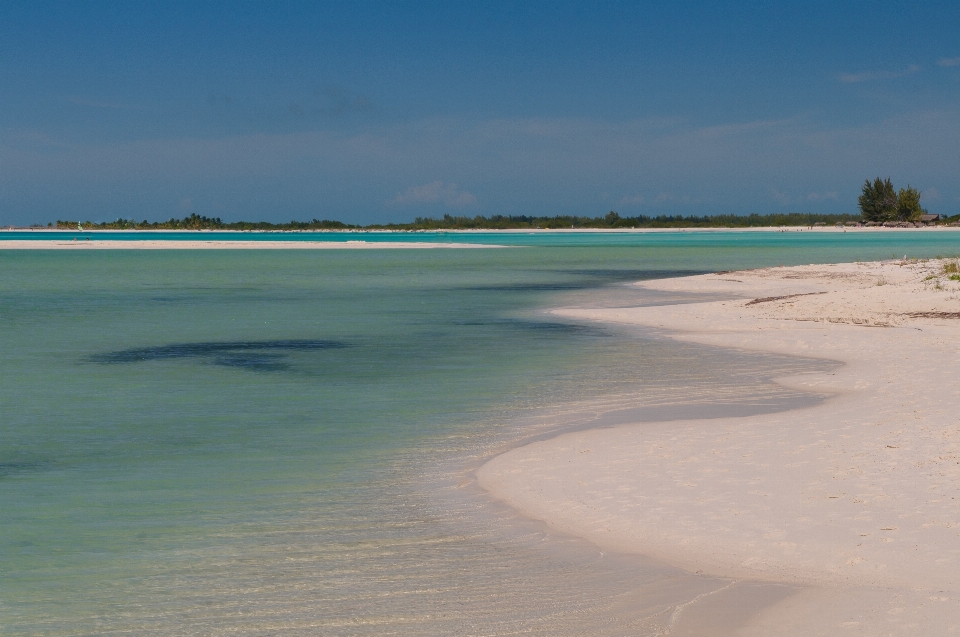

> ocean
[2,231,959,635]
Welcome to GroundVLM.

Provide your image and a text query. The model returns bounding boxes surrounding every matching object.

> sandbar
[0,240,505,249]
[478,258,960,634]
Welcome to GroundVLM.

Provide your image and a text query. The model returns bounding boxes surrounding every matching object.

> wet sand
[478,258,960,634]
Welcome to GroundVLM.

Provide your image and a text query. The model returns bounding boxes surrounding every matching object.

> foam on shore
[478,258,960,634]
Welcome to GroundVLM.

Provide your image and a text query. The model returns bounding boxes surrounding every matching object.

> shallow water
[6,227,960,255]
[2,235,958,635]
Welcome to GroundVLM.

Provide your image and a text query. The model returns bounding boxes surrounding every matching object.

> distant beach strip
[2,225,960,250]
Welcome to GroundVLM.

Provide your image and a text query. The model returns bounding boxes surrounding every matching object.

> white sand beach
[0,239,504,249]
[478,259,960,634]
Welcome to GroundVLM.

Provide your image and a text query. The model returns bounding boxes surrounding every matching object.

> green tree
[896,185,924,222]
[858,177,897,222]
[605,210,620,225]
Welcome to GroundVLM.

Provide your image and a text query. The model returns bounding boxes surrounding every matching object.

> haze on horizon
[2,1,959,226]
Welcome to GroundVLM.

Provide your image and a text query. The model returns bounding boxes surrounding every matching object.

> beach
[478,258,960,634]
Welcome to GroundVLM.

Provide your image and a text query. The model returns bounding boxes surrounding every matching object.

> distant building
[920,213,940,223]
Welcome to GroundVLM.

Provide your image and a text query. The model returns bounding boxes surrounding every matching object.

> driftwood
[906,311,960,319]
[746,292,826,306]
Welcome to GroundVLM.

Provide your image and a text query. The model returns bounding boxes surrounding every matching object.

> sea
[2,230,959,635]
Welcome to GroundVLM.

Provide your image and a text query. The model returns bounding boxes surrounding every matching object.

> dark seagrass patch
[87,340,349,371]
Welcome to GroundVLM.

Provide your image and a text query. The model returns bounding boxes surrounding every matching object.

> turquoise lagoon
[2,231,960,635]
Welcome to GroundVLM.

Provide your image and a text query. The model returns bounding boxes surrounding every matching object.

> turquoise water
[5,227,960,253]
[2,234,959,635]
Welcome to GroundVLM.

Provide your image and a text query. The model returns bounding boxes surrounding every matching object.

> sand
[0,240,504,249]
[477,258,960,634]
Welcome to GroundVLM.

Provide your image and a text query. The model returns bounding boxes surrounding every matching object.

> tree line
[54,214,353,231]
[49,183,942,231]
[54,211,862,231]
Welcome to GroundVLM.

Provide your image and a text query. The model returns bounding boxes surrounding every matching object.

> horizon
[8,210,874,230]
[2,2,959,225]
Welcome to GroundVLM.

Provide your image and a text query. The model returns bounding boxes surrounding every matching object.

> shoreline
[477,258,960,633]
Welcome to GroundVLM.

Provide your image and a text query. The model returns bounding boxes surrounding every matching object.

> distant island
[35,178,954,231]
[41,211,940,232]
[48,212,861,231]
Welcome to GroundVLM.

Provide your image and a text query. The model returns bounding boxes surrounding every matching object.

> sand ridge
[477,258,960,634]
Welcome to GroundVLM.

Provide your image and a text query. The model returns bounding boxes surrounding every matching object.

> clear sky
[2,1,959,225]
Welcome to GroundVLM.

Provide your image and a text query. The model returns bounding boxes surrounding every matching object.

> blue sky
[2,1,959,225]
